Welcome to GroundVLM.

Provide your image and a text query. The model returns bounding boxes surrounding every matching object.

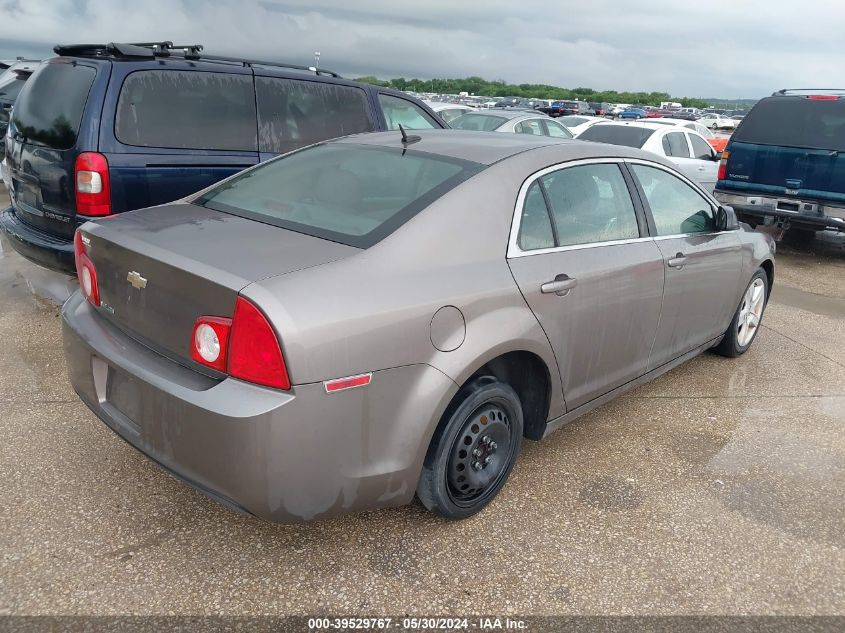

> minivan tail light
[75,152,111,216]
[73,230,100,306]
[717,150,730,181]
[807,95,839,100]
[228,297,291,390]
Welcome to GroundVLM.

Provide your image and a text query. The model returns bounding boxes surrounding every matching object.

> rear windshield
[733,96,845,151]
[450,113,507,131]
[11,62,95,149]
[196,143,484,248]
[578,125,656,148]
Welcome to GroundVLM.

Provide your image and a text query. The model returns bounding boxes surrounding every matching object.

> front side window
[378,94,439,130]
[689,133,715,160]
[631,164,716,235]
[116,70,257,151]
[514,119,544,136]
[536,163,640,247]
[197,143,482,248]
[256,77,373,154]
[662,132,690,158]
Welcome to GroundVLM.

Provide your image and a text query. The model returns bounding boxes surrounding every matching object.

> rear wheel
[716,269,768,357]
[417,377,523,519]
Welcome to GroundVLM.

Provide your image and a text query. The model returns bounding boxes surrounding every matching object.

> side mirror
[716,205,739,231]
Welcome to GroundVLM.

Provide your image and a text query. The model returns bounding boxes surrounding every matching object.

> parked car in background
[538,100,592,117]
[63,129,774,522]
[0,59,39,152]
[577,121,720,190]
[587,102,612,116]
[0,41,446,274]
[450,110,572,138]
[646,109,674,118]
[619,108,647,119]
[556,115,604,136]
[715,89,845,233]
[425,101,474,124]
[649,118,730,154]
[698,113,737,130]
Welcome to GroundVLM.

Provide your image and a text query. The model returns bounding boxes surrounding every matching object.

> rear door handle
[541,274,577,296]
[667,253,688,269]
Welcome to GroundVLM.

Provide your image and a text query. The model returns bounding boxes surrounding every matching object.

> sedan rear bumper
[62,291,457,522]
[0,207,76,273]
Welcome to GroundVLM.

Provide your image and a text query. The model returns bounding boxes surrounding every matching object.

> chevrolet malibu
[62,130,775,522]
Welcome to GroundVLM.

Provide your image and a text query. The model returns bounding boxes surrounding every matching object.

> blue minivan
[0,42,446,273]
[715,89,845,234]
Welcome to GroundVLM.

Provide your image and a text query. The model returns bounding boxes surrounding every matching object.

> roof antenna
[398,124,421,145]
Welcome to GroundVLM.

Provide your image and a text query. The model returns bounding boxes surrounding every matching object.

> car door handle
[541,274,577,296]
[667,253,688,269]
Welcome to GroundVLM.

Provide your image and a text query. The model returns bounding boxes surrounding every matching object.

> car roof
[333,129,662,166]
[424,102,472,111]
[463,109,546,121]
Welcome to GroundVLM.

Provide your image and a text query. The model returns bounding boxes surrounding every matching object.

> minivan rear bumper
[62,291,457,523]
[0,207,76,273]
[714,191,845,232]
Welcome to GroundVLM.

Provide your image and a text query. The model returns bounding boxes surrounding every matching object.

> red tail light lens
[73,230,100,306]
[190,297,290,389]
[228,297,290,389]
[75,152,111,216]
[717,150,730,181]
[807,95,839,100]
[190,317,232,372]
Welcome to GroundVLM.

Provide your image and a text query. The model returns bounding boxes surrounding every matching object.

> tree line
[353,75,711,109]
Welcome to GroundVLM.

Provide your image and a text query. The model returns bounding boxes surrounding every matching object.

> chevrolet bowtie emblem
[127,271,148,289]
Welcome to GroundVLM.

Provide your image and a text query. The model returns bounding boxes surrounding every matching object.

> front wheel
[417,377,523,519]
[715,269,768,357]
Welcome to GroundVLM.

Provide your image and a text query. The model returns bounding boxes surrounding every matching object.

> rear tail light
[807,95,839,100]
[191,296,291,390]
[190,317,232,372]
[717,150,730,181]
[73,230,100,306]
[75,152,111,216]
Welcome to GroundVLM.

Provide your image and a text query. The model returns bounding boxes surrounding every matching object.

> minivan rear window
[733,96,845,151]
[578,125,656,148]
[11,62,95,150]
[197,143,483,248]
[115,70,257,151]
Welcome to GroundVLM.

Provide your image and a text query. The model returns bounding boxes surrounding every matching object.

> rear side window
[379,94,439,130]
[578,125,655,148]
[662,132,690,157]
[11,62,95,150]
[115,70,256,151]
[450,113,507,131]
[197,143,483,248]
[733,96,845,151]
[256,77,374,154]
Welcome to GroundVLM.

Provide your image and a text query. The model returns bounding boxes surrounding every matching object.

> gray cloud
[0,0,841,97]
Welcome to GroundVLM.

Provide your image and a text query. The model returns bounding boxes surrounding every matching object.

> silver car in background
[63,130,774,522]
[450,109,573,138]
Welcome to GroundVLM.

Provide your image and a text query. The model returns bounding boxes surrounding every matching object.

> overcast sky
[1,0,841,98]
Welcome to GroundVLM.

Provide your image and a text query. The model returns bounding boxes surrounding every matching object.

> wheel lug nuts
[472,461,482,470]
[484,456,492,465]
[490,442,497,450]
[472,448,482,457]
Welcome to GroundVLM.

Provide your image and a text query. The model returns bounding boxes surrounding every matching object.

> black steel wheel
[417,376,523,519]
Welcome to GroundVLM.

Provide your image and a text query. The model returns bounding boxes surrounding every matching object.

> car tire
[417,376,523,520]
[716,268,769,357]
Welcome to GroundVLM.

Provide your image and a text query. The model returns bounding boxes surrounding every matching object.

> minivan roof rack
[52,41,342,78]
[773,88,845,96]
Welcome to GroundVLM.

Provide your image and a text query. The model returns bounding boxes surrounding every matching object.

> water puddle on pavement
[770,285,845,319]
[0,234,76,309]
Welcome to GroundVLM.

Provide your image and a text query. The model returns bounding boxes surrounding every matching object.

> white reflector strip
[324,373,372,393]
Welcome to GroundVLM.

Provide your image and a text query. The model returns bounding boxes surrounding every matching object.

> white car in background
[556,115,605,136]
[576,121,720,190]
[698,113,737,130]
[424,101,475,124]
